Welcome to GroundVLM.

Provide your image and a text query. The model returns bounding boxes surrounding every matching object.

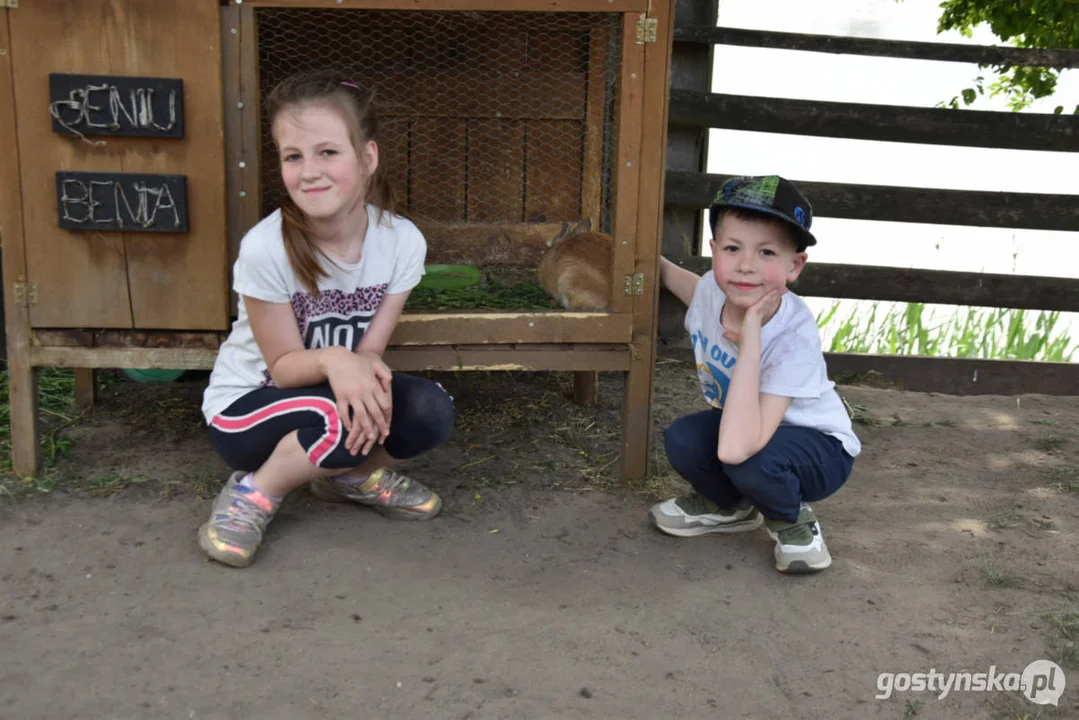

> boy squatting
[650,175,861,573]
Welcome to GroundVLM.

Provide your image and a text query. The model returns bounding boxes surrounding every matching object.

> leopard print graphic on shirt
[259,283,389,388]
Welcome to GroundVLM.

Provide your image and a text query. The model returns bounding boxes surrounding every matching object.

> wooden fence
[661,17,1079,396]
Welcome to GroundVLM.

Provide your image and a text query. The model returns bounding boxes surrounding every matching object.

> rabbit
[537,225,615,311]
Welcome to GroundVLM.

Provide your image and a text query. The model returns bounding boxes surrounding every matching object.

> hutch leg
[572,370,598,406]
[8,350,40,477]
[74,369,96,409]
[619,339,657,480]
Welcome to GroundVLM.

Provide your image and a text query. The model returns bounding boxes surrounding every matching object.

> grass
[983,554,1020,587]
[816,301,1078,362]
[0,367,77,497]
[406,265,555,311]
[1045,611,1079,670]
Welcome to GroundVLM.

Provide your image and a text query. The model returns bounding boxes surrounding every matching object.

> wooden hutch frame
[0,0,675,480]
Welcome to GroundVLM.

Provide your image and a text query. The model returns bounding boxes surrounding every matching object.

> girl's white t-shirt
[201,205,426,423]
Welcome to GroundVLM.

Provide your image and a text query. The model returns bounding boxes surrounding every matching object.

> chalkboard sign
[56,172,189,233]
[49,74,184,138]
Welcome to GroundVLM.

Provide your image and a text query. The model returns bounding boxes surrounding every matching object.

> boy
[650,175,861,573]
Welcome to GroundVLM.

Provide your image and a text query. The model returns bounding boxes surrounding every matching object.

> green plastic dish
[419,264,482,290]
[123,368,186,383]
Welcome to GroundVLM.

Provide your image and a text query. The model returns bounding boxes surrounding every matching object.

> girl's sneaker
[763,505,832,573]
[198,472,279,568]
[649,492,763,536]
[309,468,442,520]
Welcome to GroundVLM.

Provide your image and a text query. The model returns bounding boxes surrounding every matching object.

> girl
[198,69,455,568]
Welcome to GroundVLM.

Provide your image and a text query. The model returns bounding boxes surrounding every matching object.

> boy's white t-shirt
[683,275,861,458]
[201,204,426,423]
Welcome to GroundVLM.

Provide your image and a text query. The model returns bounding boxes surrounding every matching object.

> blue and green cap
[708,175,816,251]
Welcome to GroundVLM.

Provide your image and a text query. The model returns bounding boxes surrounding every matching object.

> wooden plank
[466,120,524,222]
[0,10,40,477]
[94,330,223,349]
[668,90,1079,152]
[415,220,580,265]
[384,345,631,372]
[239,4,263,232]
[677,258,1079,312]
[30,347,218,370]
[73,369,97,410]
[524,120,583,222]
[580,25,609,230]
[674,26,1079,69]
[665,171,1079,232]
[33,329,223,349]
[380,117,411,209]
[116,0,229,330]
[825,354,1079,397]
[410,119,467,221]
[621,0,675,480]
[391,312,633,345]
[32,330,95,348]
[244,0,650,11]
[378,72,587,120]
[222,3,244,317]
[8,0,132,329]
[609,17,645,315]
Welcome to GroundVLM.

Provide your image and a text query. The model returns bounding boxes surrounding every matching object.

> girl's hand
[322,347,393,456]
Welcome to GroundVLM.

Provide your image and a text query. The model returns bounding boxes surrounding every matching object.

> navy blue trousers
[664,409,854,523]
[209,372,454,472]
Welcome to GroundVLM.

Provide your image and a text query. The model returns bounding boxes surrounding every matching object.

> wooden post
[620,0,676,479]
[658,0,716,344]
[73,369,97,409]
[573,23,613,406]
[0,11,40,477]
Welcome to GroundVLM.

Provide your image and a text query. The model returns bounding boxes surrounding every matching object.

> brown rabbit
[537,229,615,311]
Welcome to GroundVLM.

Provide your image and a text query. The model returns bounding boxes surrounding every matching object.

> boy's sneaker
[649,492,763,537]
[198,472,279,568]
[764,505,831,573]
[309,468,442,520]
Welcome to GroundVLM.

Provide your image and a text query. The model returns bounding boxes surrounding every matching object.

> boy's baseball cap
[708,175,816,250]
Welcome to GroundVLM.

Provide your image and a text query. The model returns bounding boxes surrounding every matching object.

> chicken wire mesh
[255,9,623,236]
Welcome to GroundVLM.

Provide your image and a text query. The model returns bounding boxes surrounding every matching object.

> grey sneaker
[309,468,442,520]
[197,472,279,568]
[764,505,831,573]
[649,492,763,537]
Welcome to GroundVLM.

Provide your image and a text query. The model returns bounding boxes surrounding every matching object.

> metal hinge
[2,0,18,9]
[635,15,657,44]
[13,281,36,307]
[624,273,644,295]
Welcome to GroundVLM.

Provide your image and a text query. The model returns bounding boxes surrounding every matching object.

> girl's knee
[391,378,455,453]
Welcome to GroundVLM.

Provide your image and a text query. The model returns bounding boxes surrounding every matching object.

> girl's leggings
[208,372,454,472]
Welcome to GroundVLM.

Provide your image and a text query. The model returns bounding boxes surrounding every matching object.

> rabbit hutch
[0,0,675,480]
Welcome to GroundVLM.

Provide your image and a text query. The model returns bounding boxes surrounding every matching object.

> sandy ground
[2,350,1078,720]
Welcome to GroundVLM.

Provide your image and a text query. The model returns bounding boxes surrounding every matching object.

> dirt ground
[2,348,1078,720]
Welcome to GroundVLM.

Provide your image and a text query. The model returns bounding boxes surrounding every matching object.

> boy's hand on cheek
[723,289,783,346]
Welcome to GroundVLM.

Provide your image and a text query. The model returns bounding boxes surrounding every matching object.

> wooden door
[6,0,228,330]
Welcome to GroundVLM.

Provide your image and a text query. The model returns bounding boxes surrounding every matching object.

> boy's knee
[663,419,705,473]
[723,451,781,490]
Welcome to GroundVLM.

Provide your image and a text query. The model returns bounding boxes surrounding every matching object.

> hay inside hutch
[0,0,674,480]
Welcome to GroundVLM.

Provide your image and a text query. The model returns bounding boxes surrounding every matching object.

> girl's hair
[265,69,402,294]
